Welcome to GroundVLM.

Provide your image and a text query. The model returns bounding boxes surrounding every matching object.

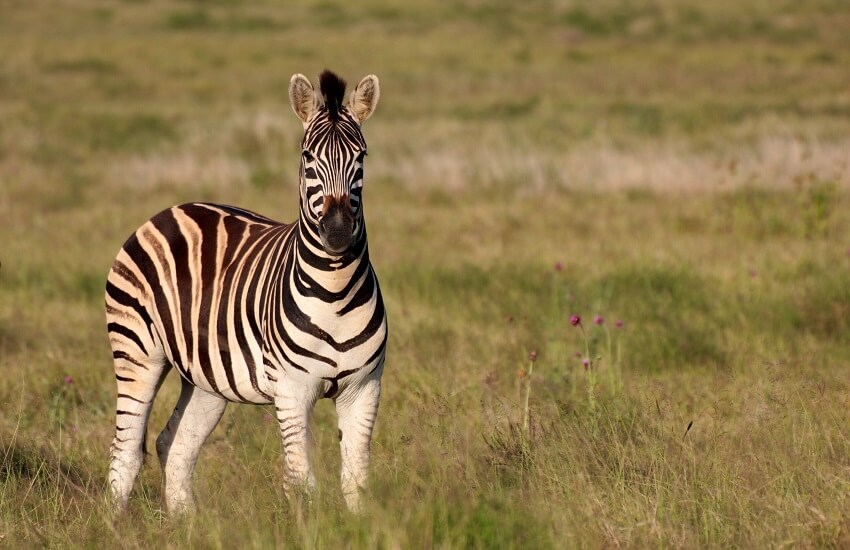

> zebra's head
[289,70,380,256]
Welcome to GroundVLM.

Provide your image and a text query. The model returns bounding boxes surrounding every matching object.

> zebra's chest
[272,294,386,376]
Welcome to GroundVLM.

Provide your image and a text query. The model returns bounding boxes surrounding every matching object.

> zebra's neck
[293,207,369,295]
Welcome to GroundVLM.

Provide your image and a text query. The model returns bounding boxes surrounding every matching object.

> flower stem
[579,324,597,414]
[523,359,534,432]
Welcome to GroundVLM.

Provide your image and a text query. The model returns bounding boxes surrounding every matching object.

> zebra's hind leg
[335,371,382,513]
[108,351,170,512]
[156,380,227,514]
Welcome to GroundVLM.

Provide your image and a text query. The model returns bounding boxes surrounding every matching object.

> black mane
[319,70,347,120]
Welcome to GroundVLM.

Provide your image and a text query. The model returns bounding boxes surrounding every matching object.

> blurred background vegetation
[1,0,849,547]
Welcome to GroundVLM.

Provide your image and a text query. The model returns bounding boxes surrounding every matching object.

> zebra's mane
[319,70,347,121]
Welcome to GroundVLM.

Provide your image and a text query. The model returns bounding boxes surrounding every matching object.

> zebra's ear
[348,75,380,123]
[289,74,318,126]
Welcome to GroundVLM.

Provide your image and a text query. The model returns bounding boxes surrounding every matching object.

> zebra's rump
[106,203,290,403]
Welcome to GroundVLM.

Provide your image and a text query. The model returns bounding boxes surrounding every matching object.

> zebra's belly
[160,324,275,405]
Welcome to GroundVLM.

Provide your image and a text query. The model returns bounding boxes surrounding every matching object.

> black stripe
[185,204,223,394]
[208,203,276,224]
[336,296,385,352]
[125,218,183,373]
[274,317,335,367]
[364,339,387,369]
[337,272,376,316]
[293,245,370,303]
[112,350,147,369]
[107,322,147,354]
[152,208,196,378]
[117,393,147,404]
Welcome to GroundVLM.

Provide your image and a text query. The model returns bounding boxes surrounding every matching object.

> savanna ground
[2,0,850,547]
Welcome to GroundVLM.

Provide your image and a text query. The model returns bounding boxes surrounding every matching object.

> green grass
[2,0,850,547]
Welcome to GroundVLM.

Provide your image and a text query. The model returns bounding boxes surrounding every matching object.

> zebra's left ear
[348,75,380,123]
[289,74,318,127]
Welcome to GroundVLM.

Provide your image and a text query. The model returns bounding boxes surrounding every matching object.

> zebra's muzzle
[318,196,355,255]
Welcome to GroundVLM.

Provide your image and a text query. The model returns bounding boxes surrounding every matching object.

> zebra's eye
[302,150,314,162]
[356,151,367,163]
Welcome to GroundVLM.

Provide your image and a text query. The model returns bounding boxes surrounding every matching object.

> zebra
[105,70,386,514]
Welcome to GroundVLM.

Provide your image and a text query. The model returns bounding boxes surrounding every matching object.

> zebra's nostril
[318,218,326,233]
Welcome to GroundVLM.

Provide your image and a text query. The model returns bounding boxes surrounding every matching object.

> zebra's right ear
[289,74,318,127]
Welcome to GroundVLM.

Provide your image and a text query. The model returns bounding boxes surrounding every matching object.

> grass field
[2,0,850,547]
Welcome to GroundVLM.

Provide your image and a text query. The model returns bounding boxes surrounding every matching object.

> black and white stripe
[107,70,385,513]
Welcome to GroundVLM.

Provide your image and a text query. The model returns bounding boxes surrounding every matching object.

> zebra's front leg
[335,372,382,513]
[275,387,319,502]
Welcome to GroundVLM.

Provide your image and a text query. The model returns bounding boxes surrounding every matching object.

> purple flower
[554,261,564,272]
[570,314,581,327]
[528,350,538,362]
[615,319,624,329]
[594,315,604,326]
[582,358,590,370]
[64,375,73,385]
